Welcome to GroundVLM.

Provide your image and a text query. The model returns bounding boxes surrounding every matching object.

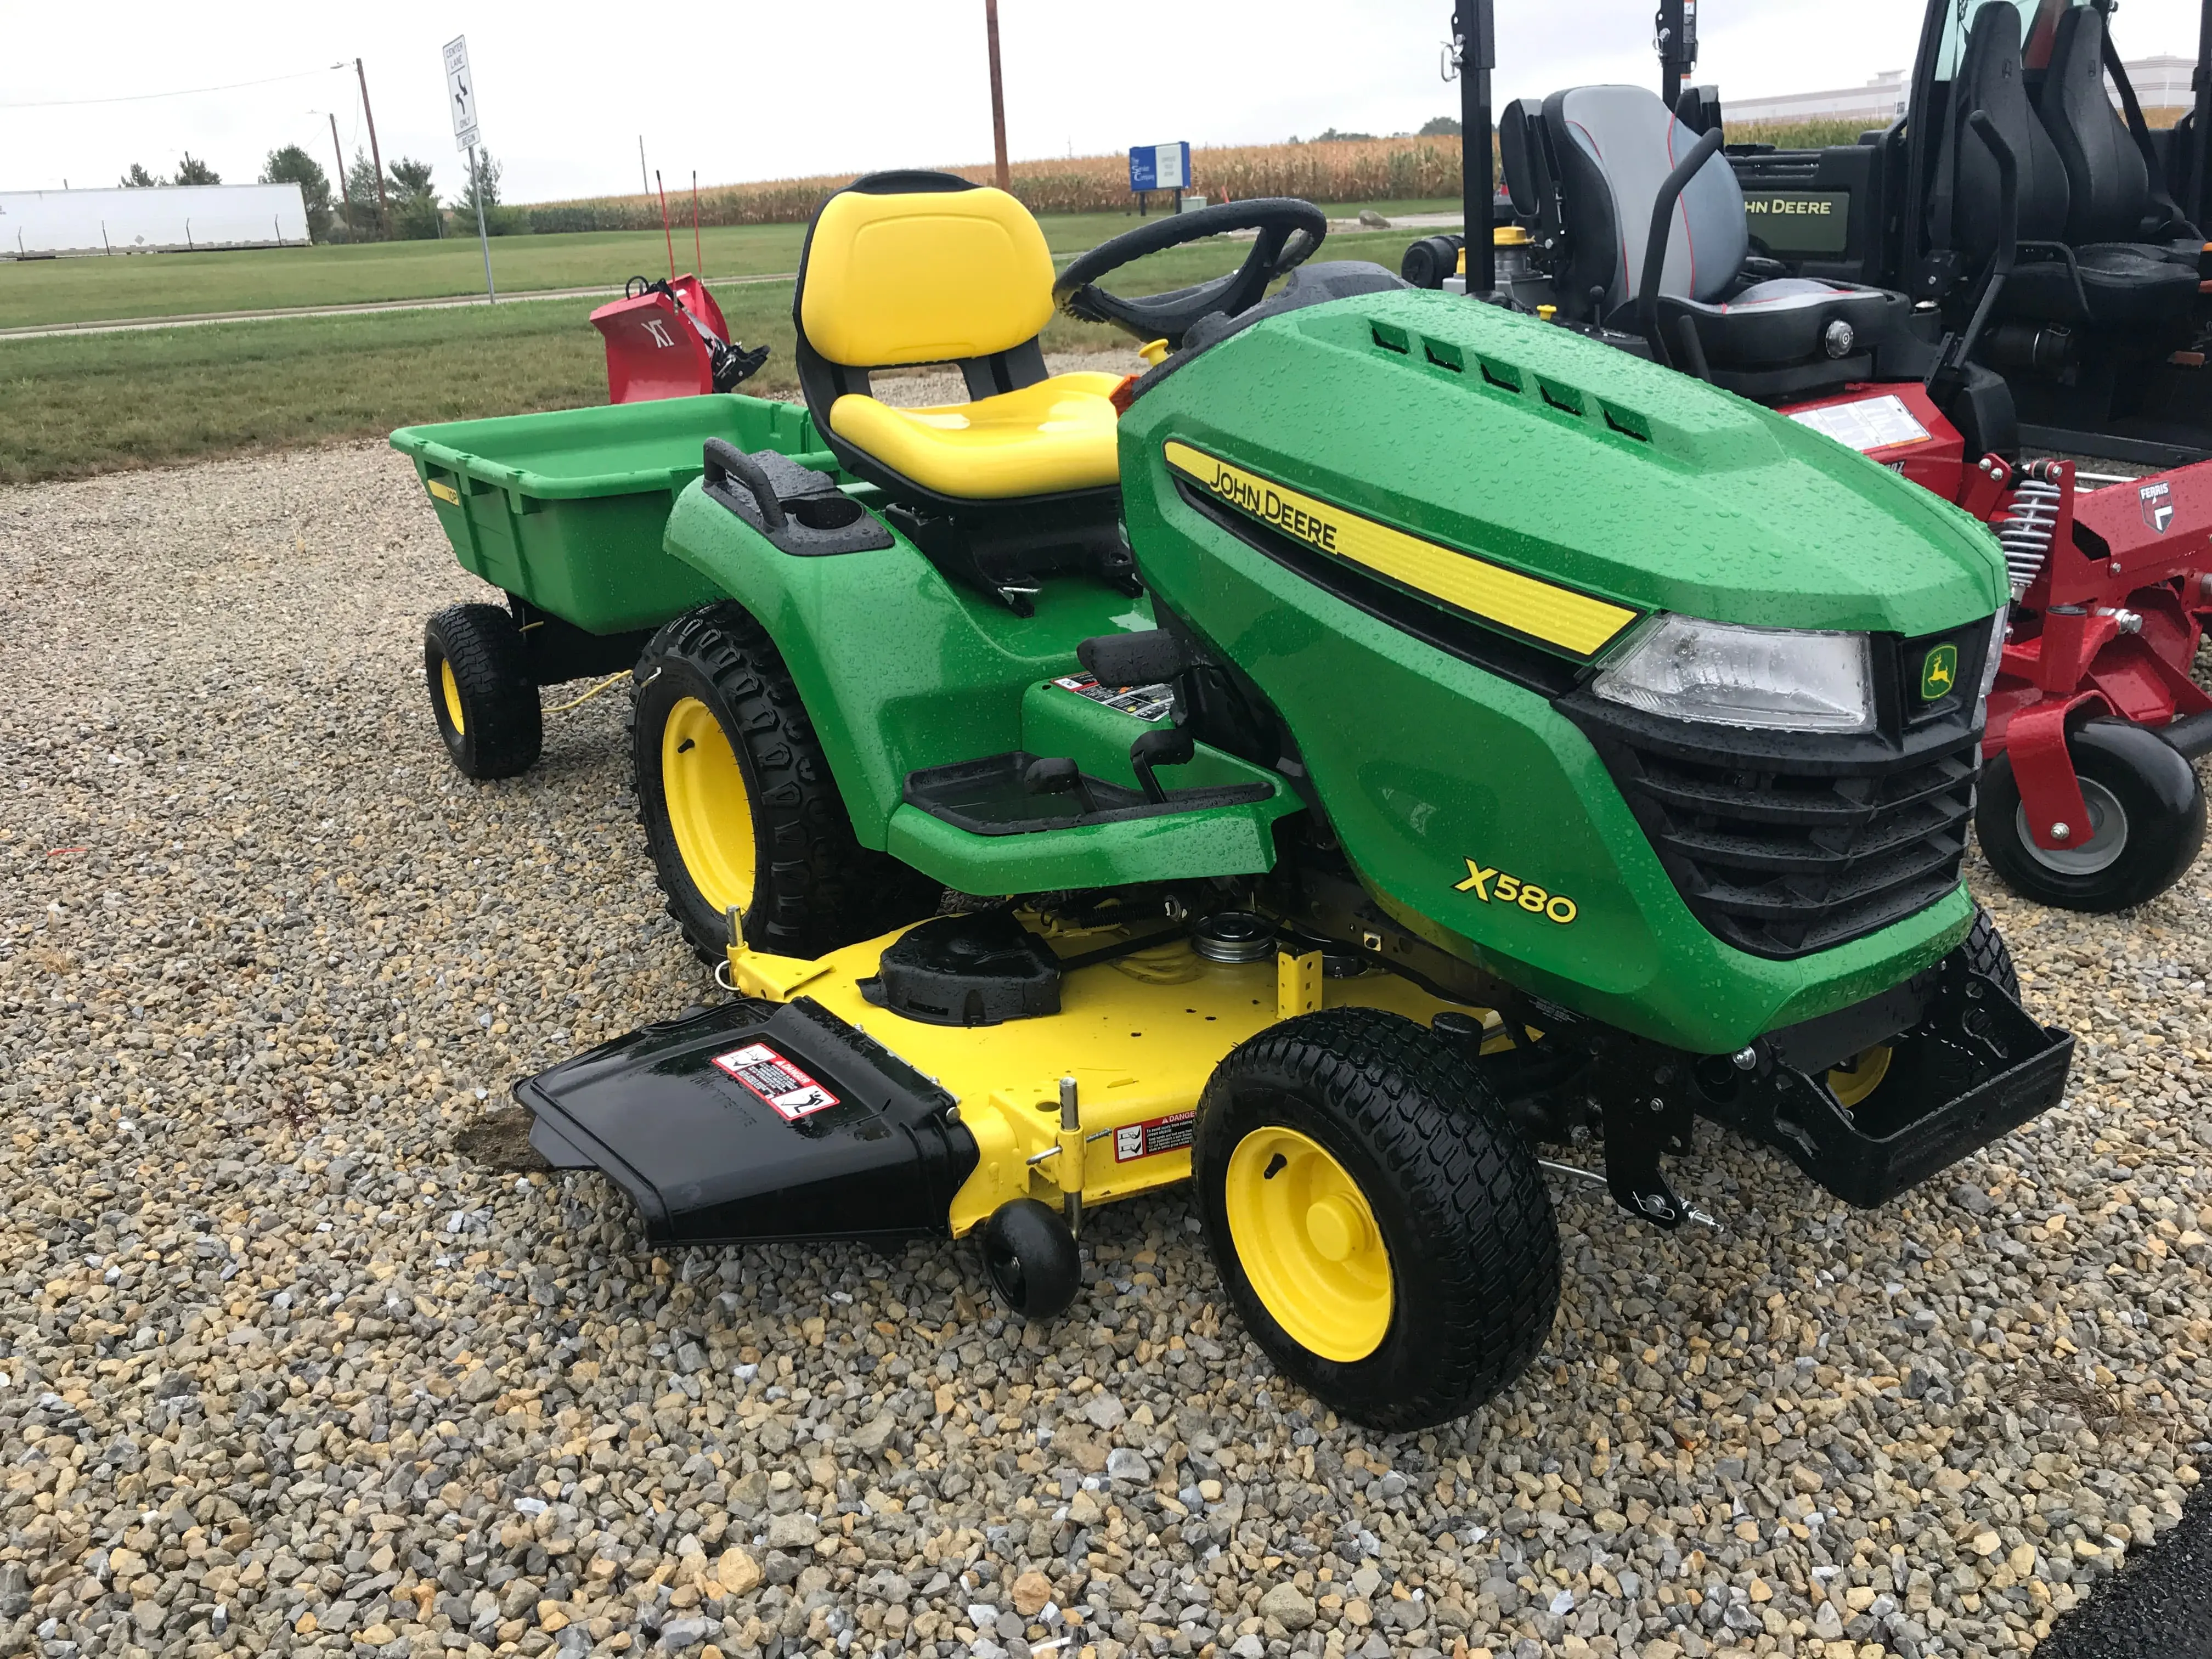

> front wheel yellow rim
[1827,1043,1893,1109]
[438,658,466,735]
[661,696,757,917]
[1223,1126,1393,1362]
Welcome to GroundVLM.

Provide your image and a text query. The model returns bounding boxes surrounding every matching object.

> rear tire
[632,601,934,961]
[1193,1007,1560,1432]
[425,604,541,780]
[1977,718,2204,912]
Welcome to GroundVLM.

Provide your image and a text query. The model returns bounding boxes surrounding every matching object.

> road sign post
[444,35,495,304]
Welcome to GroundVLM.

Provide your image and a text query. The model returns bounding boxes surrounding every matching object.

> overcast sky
[5,0,2207,202]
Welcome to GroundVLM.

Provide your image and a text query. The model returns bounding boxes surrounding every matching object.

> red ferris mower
[1419,0,2212,912]
[1786,386,2212,910]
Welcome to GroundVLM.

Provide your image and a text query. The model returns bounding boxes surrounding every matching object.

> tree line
[116,146,505,243]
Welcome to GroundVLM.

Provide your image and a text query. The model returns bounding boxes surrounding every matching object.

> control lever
[1023,756,1101,816]
[1129,726,1196,804]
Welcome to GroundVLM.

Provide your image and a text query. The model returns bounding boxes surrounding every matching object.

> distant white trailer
[0,183,310,258]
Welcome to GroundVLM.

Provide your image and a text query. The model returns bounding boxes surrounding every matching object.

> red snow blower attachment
[590,275,770,403]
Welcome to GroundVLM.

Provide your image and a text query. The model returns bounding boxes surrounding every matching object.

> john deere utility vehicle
[1724,0,2212,467]
[399,172,2074,1429]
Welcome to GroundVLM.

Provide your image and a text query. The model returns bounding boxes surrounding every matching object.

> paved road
[2041,1464,2212,1657]
[0,271,801,341]
[0,213,1455,342]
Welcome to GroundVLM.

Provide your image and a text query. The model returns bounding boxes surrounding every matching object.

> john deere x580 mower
[460,173,2075,1430]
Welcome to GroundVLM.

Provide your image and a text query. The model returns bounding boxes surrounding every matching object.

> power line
[0,65,344,112]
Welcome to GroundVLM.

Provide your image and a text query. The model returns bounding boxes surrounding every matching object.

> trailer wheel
[1194,1007,1560,1431]
[1977,719,2205,912]
[633,602,935,962]
[425,605,541,780]
[980,1199,1082,1320]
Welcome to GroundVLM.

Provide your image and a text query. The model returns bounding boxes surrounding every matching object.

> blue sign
[1128,142,1192,194]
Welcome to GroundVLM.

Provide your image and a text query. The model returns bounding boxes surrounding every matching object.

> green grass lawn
[0,204,1459,331]
[0,230,1416,485]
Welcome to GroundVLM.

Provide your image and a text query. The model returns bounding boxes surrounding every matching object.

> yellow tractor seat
[791,170,1138,611]
[826,371,1124,500]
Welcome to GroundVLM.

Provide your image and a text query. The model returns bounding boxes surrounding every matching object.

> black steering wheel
[1053,198,1328,350]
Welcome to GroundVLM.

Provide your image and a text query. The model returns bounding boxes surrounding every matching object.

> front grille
[1559,626,1990,960]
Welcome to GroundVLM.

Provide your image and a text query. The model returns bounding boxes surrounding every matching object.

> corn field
[522,138,1464,233]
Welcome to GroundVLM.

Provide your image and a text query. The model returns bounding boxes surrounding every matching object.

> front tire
[632,602,933,961]
[425,604,541,780]
[1193,1007,1560,1432]
[1977,718,2205,912]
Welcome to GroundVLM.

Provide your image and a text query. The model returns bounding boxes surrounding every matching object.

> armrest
[1637,126,1728,369]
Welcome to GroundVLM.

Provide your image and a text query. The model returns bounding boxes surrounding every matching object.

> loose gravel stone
[1,438,2207,1659]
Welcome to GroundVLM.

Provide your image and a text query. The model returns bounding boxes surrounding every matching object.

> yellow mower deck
[724,926,1485,1236]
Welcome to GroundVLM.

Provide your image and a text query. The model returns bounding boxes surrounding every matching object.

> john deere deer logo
[1921,643,1958,700]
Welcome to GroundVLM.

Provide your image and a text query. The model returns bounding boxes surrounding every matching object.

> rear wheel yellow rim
[662,696,756,917]
[438,658,466,735]
[1223,1126,1393,1362]
[1827,1044,1893,1109]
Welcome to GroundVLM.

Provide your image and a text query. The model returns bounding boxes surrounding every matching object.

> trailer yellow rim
[438,658,466,736]
[1827,1044,1893,1109]
[662,696,756,917]
[1224,1126,1393,1362]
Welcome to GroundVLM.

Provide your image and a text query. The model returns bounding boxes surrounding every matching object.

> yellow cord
[543,673,628,714]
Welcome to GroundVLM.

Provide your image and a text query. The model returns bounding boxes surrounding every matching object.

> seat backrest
[2039,3,2149,243]
[796,171,1054,370]
[1538,85,1747,319]
[1928,3,2070,262]
[1498,99,1544,217]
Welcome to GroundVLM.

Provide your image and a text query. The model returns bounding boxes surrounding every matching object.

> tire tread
[631,601,934,961]
[1198,1007,1561,1431]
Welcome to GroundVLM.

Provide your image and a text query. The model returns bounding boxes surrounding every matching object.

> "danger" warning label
[1114,1111,1196,1163]
[710,1042,840,1121]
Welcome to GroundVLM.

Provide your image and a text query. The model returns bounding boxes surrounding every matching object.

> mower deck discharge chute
[426,171,2081,1429]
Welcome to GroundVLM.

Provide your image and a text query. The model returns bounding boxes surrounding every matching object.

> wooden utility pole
[327,114,351,236]
[984,0,1011,191]
[356,58,391,237]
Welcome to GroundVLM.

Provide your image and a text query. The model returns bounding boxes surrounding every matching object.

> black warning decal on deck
[1113,1111,1197,1163]
[710,1042,840,1121]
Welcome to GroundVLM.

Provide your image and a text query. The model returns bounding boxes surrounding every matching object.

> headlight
[1972,608,2008,727]
[1593,616,1875,732]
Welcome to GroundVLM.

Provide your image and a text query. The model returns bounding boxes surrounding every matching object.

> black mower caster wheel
[1193,1007,1560,1432]
[980,1199,1082,1320]
[425,604,541,780]
[1977,718,2205,912]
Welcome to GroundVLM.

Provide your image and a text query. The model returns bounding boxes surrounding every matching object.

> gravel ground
[2,430,2209,1659]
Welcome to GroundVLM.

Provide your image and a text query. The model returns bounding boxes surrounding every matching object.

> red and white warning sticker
[710,1042,840,1121]
[1113,1111,1196,1163]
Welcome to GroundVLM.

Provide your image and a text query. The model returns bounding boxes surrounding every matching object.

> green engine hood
[1119,288,2007,639]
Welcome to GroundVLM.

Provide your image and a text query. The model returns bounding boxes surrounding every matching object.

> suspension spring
[1993,461,2065,600]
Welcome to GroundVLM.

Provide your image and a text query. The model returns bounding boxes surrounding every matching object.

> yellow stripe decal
[426,478,461,504]
[1164,440,1637,657]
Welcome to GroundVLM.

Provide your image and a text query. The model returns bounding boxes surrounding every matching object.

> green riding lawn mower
[395,172,2074,1430]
